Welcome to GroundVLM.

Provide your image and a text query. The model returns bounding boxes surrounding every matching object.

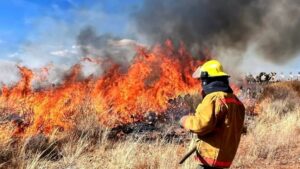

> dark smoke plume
[77,27,136,64]
[77,26,139,73]
[133,0,300,63]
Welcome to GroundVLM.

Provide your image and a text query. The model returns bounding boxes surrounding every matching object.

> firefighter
[180,60,245,169]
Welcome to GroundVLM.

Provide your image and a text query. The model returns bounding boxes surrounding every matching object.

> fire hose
[179,145,197,164]
[178,122,199,164]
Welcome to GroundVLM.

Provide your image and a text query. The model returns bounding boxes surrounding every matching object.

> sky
[0,0,141,60]
[0,0,72,55]
[0,0,299,74]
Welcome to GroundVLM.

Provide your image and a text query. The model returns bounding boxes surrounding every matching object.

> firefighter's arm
[180,95,220,135]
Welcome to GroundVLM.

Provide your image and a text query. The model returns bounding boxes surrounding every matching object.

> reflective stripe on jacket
[181,91,245,168]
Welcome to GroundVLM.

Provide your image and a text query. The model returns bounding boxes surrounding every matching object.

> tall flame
[0,41,204,138]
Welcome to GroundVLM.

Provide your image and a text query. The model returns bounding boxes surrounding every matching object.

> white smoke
[0,60,21,87]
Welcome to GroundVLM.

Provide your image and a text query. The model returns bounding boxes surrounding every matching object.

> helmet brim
[192,67,202,78]
[192,67,229,78]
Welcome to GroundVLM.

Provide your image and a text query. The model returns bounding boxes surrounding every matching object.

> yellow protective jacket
[181,91,245,168]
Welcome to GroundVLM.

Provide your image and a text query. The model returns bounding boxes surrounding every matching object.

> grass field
[0,81,299,169]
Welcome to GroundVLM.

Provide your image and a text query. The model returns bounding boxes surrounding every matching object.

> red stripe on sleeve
[220,97,242,105]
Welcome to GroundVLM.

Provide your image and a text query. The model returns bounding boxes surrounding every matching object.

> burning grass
[0,41,203,138]
[0,81,299,169]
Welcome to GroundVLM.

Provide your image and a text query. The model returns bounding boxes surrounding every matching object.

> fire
[0,40,203,138]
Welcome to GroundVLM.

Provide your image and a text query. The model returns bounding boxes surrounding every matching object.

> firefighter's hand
[179,116,188,129]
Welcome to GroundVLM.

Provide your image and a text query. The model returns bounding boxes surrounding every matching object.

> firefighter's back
[196,92,245,168]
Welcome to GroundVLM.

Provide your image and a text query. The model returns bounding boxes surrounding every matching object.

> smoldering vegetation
[133,0,300,63]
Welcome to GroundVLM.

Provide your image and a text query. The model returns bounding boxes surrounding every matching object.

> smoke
[133,0,300,63]
[0,2,139,87]
[77,26,138,68]
[76,26,143,75]
[2,0,299,88]
[0,60,20,87]
[255,1,300,62]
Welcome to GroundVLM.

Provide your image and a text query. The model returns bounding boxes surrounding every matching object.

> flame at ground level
[0,41,206,138]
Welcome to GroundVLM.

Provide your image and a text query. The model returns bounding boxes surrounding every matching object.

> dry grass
[24,134,200,169]
[1,81,300,169]
[233,81,300,169]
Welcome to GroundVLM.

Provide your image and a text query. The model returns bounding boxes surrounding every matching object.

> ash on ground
[108,94,201,143]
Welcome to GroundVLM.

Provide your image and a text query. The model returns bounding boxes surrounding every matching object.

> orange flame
[0,41,204,138]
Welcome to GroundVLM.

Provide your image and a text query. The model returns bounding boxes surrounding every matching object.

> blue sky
[0,1,72,52]
[0,0,142,60]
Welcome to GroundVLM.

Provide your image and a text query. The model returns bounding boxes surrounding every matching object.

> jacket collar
[202,80,233,96]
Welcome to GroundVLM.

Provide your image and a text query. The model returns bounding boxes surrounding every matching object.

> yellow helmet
[192,60,229,78]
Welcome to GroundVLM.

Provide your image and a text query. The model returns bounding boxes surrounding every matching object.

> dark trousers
[197,165,224,169]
